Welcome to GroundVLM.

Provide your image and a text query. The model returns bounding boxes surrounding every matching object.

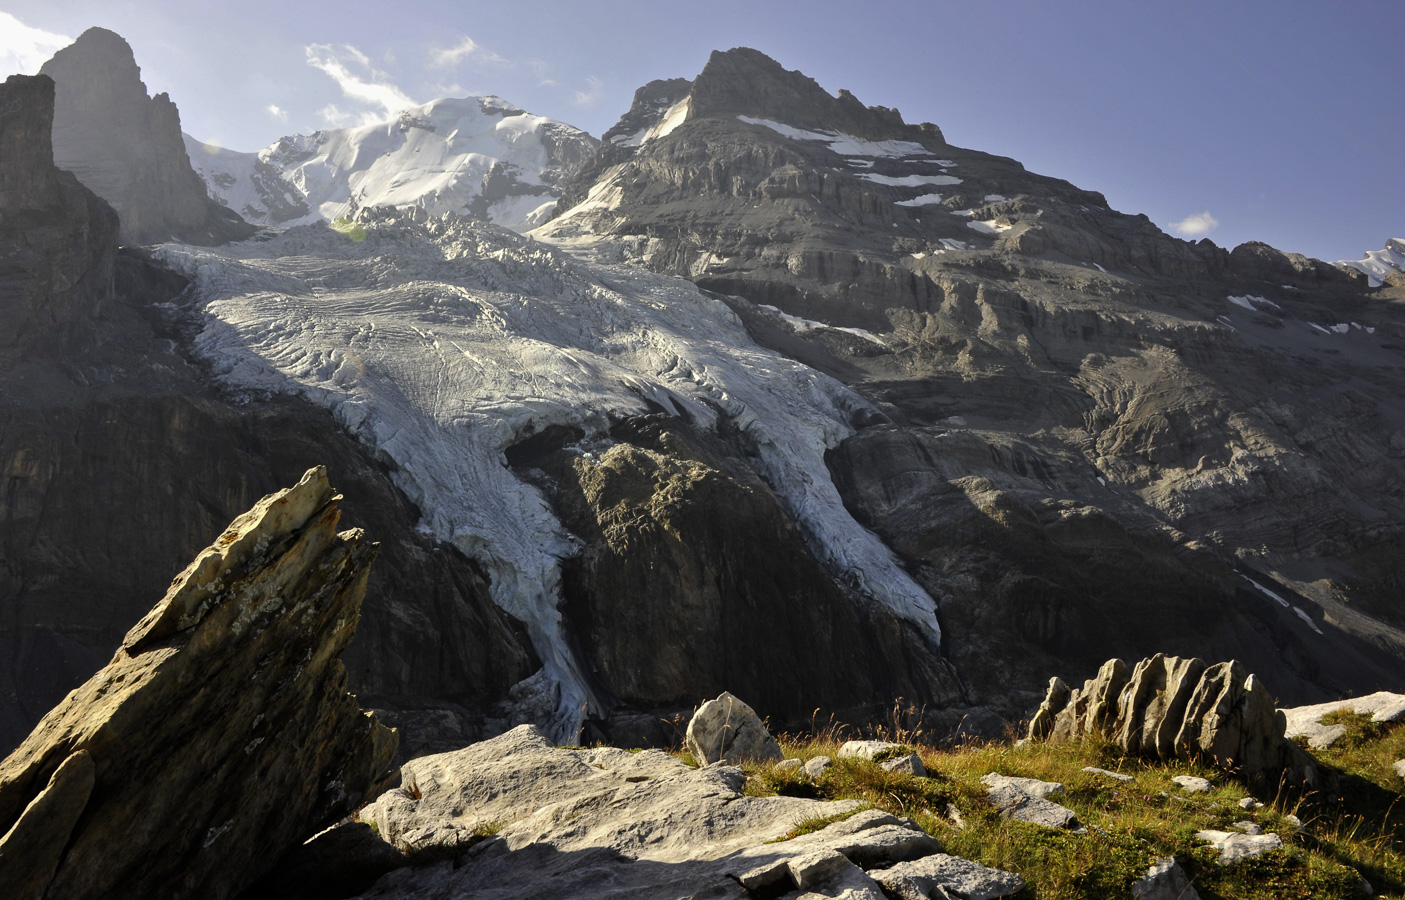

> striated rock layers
[0,467,398,900]
[0,73,118,358]
[1029,654,1318,787]
[39,27,254,245]
[539,46,1405,714]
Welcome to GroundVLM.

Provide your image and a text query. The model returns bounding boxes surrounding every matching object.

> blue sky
[3,0,1400,262]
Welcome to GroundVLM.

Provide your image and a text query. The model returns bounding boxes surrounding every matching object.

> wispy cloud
[1170,211,1220,237]
[305,43,416,125]
[267,104,289,122]
[573,75,605,107]
[429,35,505,69]
[0,12,70,76]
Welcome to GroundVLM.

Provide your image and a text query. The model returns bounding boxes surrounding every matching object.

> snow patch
[736,116,933,158]
[895,193,945,207]
[1337,238,1405,286]
[858,173,963,187]
[1242,575,1290,608]
[939,238,968,251]
[983,194,1008,202]
[966,219,1012,235]
[1293,607,1325,635]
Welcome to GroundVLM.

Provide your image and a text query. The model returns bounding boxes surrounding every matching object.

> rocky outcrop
[39,27,254,245]
[1032,655,1320,787]
[685,691,783,765]
[356,724,993,899]
[1280,691,1405,749]
[0,467,398,900]
[0,73,118,358]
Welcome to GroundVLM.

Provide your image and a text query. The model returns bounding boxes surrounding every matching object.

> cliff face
[38,27,254,246]
[537,47,1405,713]
[0,74,118,358]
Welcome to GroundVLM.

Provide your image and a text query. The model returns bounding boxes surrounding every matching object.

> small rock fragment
[879,753,927,777]
[776,758,803,774]
[1172,775,1211,793]
[1081,766,1133,782]
[1131,857,1202,900]
[787,849,853,890]
[804,756,833,779]
[1394,759,1405,780]
[1237,797,1263,810]
[738,858,790,892]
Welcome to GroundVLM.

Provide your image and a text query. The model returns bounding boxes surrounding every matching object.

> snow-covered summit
[1338,238,1405,288]
[184,97,598,233]
[154,207,941,740]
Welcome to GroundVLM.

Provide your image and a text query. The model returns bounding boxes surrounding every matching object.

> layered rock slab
[0,466,398,900]
[356,725,968,899]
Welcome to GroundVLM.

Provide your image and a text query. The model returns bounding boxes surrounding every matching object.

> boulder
[1280,692,1405,749]
[1394,759,1405,781]
[1131,857,1201,900]
[981,772,1064,800]
[686,691,783,765]
[1172,775,1211,793]
[0,467,398,900]
[805,755,834,778]
[981,775,1082,831]
[838,740,927,776]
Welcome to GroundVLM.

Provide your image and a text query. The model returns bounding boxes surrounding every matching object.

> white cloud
[573,75,605,107]
[305,43,415,123]
[0,13,70,76]
[1170,211,1220,237]
[267,104,289,122]
[429,35,505,68]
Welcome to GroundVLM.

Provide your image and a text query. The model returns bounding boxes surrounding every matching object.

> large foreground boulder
[1030,654,1319,788]
[0,466,398,900]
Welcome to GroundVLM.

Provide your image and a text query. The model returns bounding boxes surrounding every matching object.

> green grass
[705,720,1405,900]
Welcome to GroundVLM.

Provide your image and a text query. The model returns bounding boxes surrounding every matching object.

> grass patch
[768,807,868,843]
[330,217,368,242]
[688,720,1404,899]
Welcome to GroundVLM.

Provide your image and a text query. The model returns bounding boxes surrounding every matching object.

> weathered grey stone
[777,758,804,774]
[983,778,1081,831]
[1280,692,1405,749]
[1081,766,1133,782]
[1115,654,1208,758]
[1050,659,1131,742]
[805,755,834,779]
[788,848,854,889]
[1172,775,1211,793]
[1027,677,1069,740]
[838,740,907,761]
[1394,759,1405,780]
[981,772,1064,800]
[686,692,784,765]
[872,852,1026,899]
[1131,857,1201,900]
[783,862,888,899]
[1231,820,1262,835]
[880,753,927,777]
[1238,797,1264,810]
[739,858,791,892]
[0,467,399,900]
[1195,829,1283,864]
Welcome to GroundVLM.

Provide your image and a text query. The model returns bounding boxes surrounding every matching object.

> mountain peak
[689,47,920,141]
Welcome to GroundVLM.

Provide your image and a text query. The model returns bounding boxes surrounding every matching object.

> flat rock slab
[1196,829,1283,864]
[981,772,1065,799]
[1172,775,1211,793]
[1081,766,1133,782]
[1132,857,1202,900]
[872,852,1025,899]
[1280,692,1405,749]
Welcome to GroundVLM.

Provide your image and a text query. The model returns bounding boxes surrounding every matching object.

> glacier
[156,208,942,741]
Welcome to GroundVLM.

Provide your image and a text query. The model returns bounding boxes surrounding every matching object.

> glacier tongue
[157,208,940,741]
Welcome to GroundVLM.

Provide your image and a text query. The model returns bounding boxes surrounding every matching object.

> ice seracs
[156,208,942,741]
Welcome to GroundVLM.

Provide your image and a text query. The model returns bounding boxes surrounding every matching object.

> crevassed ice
[156,209,941,741]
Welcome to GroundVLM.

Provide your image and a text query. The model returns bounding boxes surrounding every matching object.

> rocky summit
[0,467,398,900]
[39,27,255,245]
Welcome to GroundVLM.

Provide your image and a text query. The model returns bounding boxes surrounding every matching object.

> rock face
[538,46,1405,715]
[1033,655,1318,787]
[0,467,399,900]
[685,691,783,765]
[0,73,118,358]
[357,725,979,899]
[39,27,254,245]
